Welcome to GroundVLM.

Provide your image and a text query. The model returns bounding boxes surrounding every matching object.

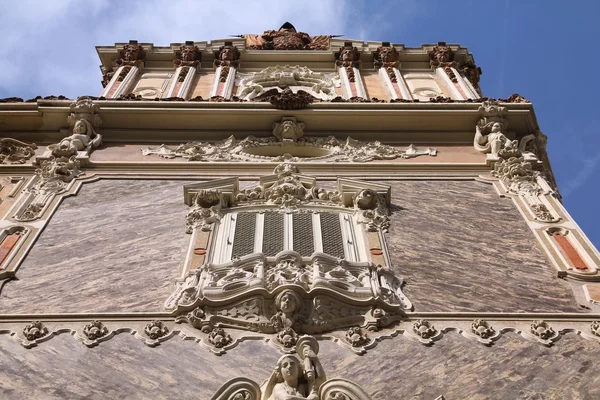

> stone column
[374,43,412,100]
[336,43,367,99]
[166,42,202,99]
[210,43,240,100]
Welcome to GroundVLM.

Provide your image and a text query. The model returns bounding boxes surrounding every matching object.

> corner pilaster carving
[336,45,361,82]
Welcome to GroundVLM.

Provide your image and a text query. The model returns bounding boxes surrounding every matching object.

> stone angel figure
[211,336,372,400]
[49,118,102,157]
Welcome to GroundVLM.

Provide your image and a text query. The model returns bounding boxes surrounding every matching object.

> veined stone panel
[0,180,191,313]
[0,332,599,399]
[385,180,582,312]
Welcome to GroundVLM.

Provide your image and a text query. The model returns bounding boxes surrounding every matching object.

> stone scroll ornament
[0,138,37,164]
[475,100,559,223]
[211,335,372,400]
[244,22,329,50]
[167,163,412,349]
[143,116,436,163]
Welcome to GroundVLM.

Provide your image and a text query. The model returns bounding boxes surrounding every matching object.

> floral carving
[23,321,49,341]
[413,319,437,339]
[0,138,37,164]
[174,42,201,68]
[83,320,109,340]
[471,319,495,339]
[345,327,369,347]
[144,320,169,339]
[245,22,328,50]
[530,320,556,340]
[354,189,390,232]
[32,156,81,195]
[208,327,233,348]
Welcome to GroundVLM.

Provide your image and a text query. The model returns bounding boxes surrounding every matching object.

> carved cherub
[49,119,102,157]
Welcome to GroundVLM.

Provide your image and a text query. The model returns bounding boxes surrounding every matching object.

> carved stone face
[180,46,197,62]
[123,45,140,61]
[354,189,378,210]
[73,120,87,135]
[279,292,297,313]
[279,356,300,381]
[220,46,234,61]
[341,48,355,62]
[491,122,503,133]
[433,46,452,63]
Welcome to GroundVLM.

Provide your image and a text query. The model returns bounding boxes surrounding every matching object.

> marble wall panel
[0,333,599,399]
[0,179,192,314]
[385,180,582,312]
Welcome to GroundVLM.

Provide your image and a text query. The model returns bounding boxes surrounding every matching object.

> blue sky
[0,0,598,249]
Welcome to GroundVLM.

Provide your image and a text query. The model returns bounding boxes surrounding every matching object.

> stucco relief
[237,65,340,101]
[0,138,37,164]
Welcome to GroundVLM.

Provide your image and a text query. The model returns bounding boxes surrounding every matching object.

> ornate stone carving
[413,319,437,339]
[208,327,233,348]
[245,22,329,51]
[499,93,530,103]
[174,42,201,68]
[273,117,305,142]
[336,45,361,82]
[33,156,82,195]
[238,65,339,101]
[83,320,109,340]
[213,335,372,399]
[591,321,600,337]
[373,44,399,82]
[261,88,315,110]
[144,320,169,339]
[429,42,456,69]
[23,321,49,341]
[116,41,144,66]
[143,134,436,164]
[100,66,114,88]
[530,320,557,340]
[345,327,369,347]
[185,189,226,233]
[461,62,482,92]
[49,97,102,157]
[276,327,299,348]
[354,189,389,231]
[0,138,37,164]
[471,319,495,339]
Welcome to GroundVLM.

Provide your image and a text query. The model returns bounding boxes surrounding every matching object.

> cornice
[0,101,539,144]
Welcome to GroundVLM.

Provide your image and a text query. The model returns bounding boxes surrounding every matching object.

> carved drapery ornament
[245,22,329,50]
[0,138,37,164]
[258,88,315,109]
[373,44,399,82]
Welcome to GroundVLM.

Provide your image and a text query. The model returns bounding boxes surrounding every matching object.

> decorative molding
[238,65,340,101]
[142,118,436,163]
[0,138,37,164]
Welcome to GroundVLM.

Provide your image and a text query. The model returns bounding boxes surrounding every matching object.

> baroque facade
[1,23,600,399]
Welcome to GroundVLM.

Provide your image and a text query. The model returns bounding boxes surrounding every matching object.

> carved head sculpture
[218,45,239,62]
[431,44,453,64]
[179,44,199,62]
[122,43,142,62]
[376,46,399,64]
[273,117,305,142]
[275,290,302,315]
[73,119,88,135]
[353,189,378,210]
[340,46,359,62]
[194,189,222,209]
